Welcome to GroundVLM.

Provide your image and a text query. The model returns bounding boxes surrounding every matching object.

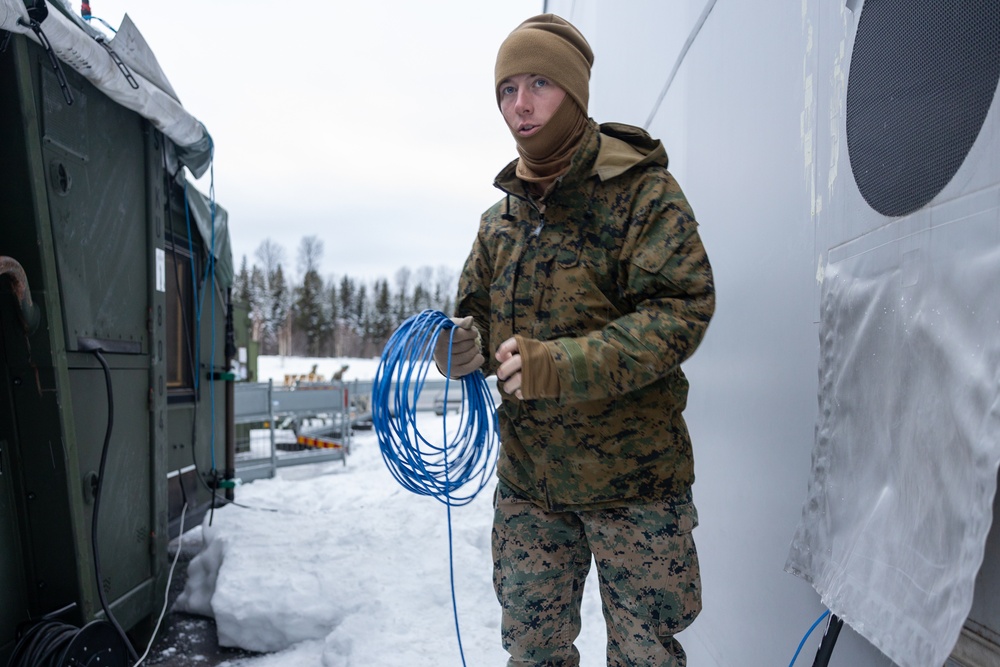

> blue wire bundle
[372,309,499,506]
[372,310,500,667]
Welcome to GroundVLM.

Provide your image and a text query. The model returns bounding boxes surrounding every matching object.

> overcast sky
[85,0,543,284]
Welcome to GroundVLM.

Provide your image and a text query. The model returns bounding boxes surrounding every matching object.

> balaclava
[494,14,593,184]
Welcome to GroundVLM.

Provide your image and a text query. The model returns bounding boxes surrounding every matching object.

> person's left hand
[495,337,524,400]
[433,316,484,378]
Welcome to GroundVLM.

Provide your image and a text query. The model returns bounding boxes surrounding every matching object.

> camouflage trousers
[492,480,701,667]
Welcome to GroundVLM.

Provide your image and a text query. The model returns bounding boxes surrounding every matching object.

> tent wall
[546,1,1000,665]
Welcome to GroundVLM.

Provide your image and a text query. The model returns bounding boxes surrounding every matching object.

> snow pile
[170,410,609,666]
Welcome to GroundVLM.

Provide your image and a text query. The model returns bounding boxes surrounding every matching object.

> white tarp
[109,14,180,103]
[786,187,1000,666]
[784,3,1000,664]
[183,177,233,288]
[0,0,211,177]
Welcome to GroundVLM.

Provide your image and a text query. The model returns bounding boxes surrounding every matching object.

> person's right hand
[433,316,485,378]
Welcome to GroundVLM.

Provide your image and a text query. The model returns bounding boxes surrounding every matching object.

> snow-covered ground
[166,357,611,666]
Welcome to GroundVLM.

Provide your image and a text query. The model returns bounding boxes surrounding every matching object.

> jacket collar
[493,120,668,201]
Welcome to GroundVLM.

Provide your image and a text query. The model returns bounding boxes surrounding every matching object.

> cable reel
[8,617,130,667]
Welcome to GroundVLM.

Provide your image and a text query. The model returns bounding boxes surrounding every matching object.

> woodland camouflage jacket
[456,119,715,511]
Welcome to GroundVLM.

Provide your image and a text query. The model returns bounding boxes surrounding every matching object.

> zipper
[532,212,546,237]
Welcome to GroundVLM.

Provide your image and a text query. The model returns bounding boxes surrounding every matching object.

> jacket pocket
[672,501,699,536]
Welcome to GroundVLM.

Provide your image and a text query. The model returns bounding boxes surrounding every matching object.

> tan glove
[495,335,560,400]
[433,316,485,378]
[513,335,560,400]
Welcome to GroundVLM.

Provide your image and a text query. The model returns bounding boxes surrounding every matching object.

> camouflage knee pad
[492,481,701,667]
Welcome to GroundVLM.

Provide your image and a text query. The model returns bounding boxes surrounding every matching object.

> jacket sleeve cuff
[515,335,560,400]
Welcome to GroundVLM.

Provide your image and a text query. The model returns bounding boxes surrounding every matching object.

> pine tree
[324,280,338,356]
[270,265,290,355]
[354,283,369,356]
[295,270,327,356]
[394,267,411,323]
[292,236,328,356]
[413,266,434,313]
[373,279,393,348]
[338,275,354,338]
[249,265,267,343]
[238,252,462,358]
[411,283,430,314]
[234,255,258,342]
[234,255,251,305]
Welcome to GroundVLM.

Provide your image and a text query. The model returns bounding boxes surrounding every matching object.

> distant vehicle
[351,412,374,430]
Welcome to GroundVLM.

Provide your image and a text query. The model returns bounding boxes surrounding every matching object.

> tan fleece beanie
[494,14,594,114]
[495,14,593,184]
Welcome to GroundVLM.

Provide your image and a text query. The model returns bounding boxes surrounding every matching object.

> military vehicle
[1,0,239,661]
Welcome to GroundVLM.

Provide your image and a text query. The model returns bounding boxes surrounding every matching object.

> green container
[0,33,231,662]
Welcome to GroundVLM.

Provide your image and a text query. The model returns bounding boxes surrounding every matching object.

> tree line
[233,235,458,358]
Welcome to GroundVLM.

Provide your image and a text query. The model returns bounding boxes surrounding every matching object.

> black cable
[7,603,130,667]
[7,619,78,667]
[811,613,844,667]
[7,603,75,666]
[91,349,140,662]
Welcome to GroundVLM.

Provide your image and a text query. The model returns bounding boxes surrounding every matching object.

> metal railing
[233,375,501,482]
[234,380,353,483]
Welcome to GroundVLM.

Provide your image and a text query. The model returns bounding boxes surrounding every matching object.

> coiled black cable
[5,603,129,667]
[7,611,78,667]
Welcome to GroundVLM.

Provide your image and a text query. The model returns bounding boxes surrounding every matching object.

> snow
[168,357,610,666]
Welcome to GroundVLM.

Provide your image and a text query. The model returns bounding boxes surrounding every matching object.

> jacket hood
[592,122,668,180]
[494,120,668,196]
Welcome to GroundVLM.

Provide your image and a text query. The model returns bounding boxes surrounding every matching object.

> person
[434,13,715,667]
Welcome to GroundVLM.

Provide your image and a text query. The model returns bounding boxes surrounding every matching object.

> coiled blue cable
[372,309,499,505]
[371,309,500,666]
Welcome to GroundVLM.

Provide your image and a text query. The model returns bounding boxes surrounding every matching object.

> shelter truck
[0,1,236,660]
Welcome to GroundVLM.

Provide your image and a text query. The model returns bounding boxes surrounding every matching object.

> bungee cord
[371,309,500,666]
